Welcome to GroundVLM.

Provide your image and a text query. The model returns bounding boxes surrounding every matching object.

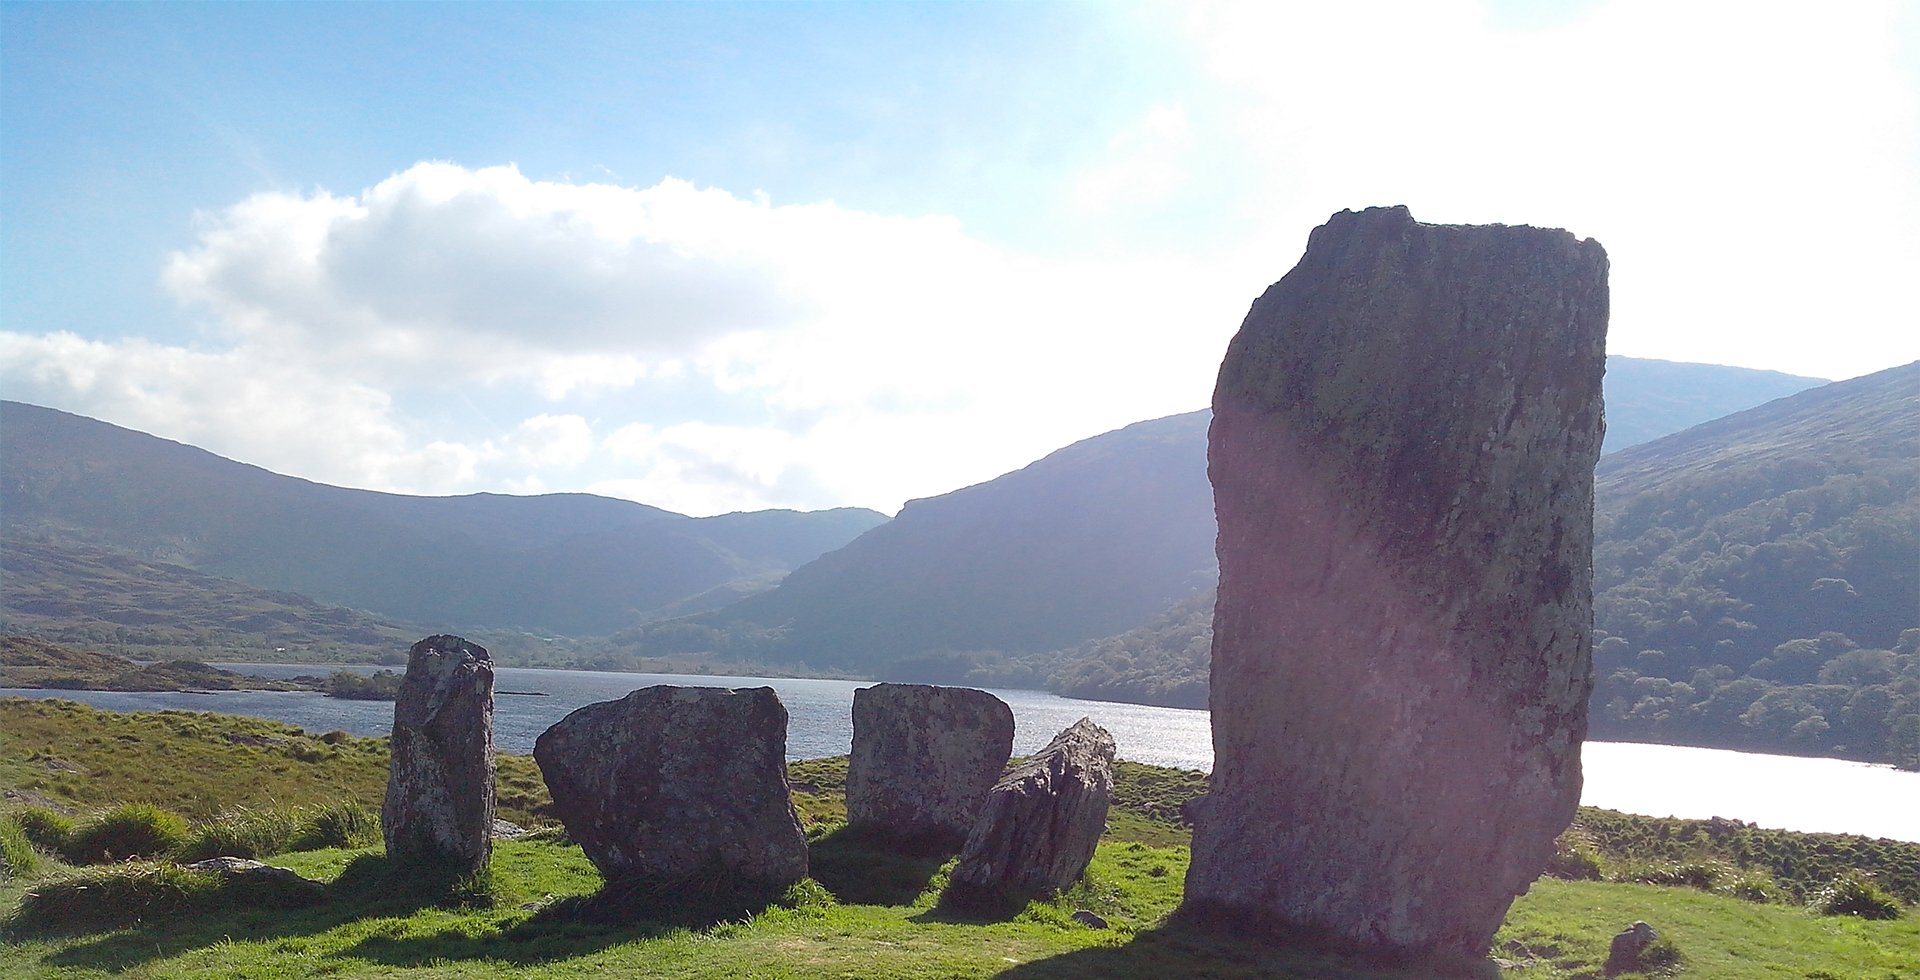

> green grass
[1497,878,1920,978]
[2,700,1915,978]
[0,698,553,828]
[5,835,1912,979]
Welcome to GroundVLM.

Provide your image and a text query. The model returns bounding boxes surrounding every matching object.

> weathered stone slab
[1184,205,1608,956]
[846,683,1015,846]
[382,634,494,872]
[533,685,807,886]
[944,717,1115,909]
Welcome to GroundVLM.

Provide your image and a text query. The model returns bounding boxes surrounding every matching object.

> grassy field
[3,698,1916,978]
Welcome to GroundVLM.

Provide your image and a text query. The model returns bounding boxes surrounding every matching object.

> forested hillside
[1029,364,1920,766]
[1585,362,1918,764]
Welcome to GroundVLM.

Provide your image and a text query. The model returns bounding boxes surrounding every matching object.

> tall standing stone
[846,683,1015,846]
[383,634,495,873]
[1184,206,1608,956]
[533,685,808,887]
[943,717,1115,909]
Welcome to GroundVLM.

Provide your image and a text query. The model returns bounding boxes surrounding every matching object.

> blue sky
[3,1,1916,516]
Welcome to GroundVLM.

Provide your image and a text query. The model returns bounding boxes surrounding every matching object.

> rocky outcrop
[1184,206,1608,956]
[382,634,494,872]
[944,717,1115,909]
[846,683,1015,846]
[533,685,807,887]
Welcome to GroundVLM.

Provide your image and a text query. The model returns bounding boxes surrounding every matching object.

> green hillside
[645,411,1218,675]
[1032,364,1920,766]
[1587,361,1919,763]
[0,535,418,660]
[629,357,1832,678]
[1598,356,1823,453]
[0,401,885,637]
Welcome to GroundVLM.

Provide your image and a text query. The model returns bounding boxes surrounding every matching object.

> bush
[11,806,74,855]
[64,803,190,864]
[1811,872,1902,919]
[0,814,42,879]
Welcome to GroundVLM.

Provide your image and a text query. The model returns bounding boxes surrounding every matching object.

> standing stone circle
[944,717,1116,910]
[846,683,1015,846]
[382,634,495,873]
[1184,205,1608,956]
[533,685,808,887]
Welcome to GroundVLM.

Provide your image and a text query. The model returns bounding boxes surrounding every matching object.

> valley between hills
[3,356,1915,768]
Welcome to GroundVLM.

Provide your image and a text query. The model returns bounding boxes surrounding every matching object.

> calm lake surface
[7,663,1915,842]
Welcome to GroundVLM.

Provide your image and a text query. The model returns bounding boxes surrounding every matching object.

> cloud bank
[5,162,1244,514]
[4,1,1912,516]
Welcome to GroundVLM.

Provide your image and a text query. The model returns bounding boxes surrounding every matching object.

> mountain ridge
[0,400,886,637]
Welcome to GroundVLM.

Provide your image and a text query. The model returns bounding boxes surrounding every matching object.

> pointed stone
[1184,205,1608,956]
[944,717,1115,909]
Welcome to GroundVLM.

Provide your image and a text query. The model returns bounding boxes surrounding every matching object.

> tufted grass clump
[5,860,323,935]
[291,800,380,851]
[63,803,190,864]
[1544,834,1606,881]
[1638,936,1685,972]
[0,812,43,879]
[175,800,382,863]
[1811,871,1903,919]
[1617,858,1727,892]
[1718,867,1783,903]
[11,806,75,856]
[178,804,307,862]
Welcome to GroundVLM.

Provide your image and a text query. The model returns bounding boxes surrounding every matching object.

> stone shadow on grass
[35,853,473,972]
[807,823,955,906]
[988,911,1504,980]
[340,869,813,968]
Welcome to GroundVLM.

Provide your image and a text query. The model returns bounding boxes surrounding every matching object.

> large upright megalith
[846,683,1015,846]
[383,634,495,872]
[1184,206,1608,956]
[533,685,808,887]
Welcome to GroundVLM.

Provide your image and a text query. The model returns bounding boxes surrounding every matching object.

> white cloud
[162,164,815,387]
[509,414,594,468]
[1071,104,1194,214]
[19,0,1902,520]
[0,330,487,494]
[1176,0,1919,380]
[9,162,1246,515]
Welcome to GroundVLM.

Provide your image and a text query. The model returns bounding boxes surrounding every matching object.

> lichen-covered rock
[382,634,494,872]
[846,683,1015,846]
[533,685,807,886]
[944,717,1115,909]
[1184,205,1608,956]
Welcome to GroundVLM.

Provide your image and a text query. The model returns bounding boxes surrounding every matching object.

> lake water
[6,663,1915,842]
